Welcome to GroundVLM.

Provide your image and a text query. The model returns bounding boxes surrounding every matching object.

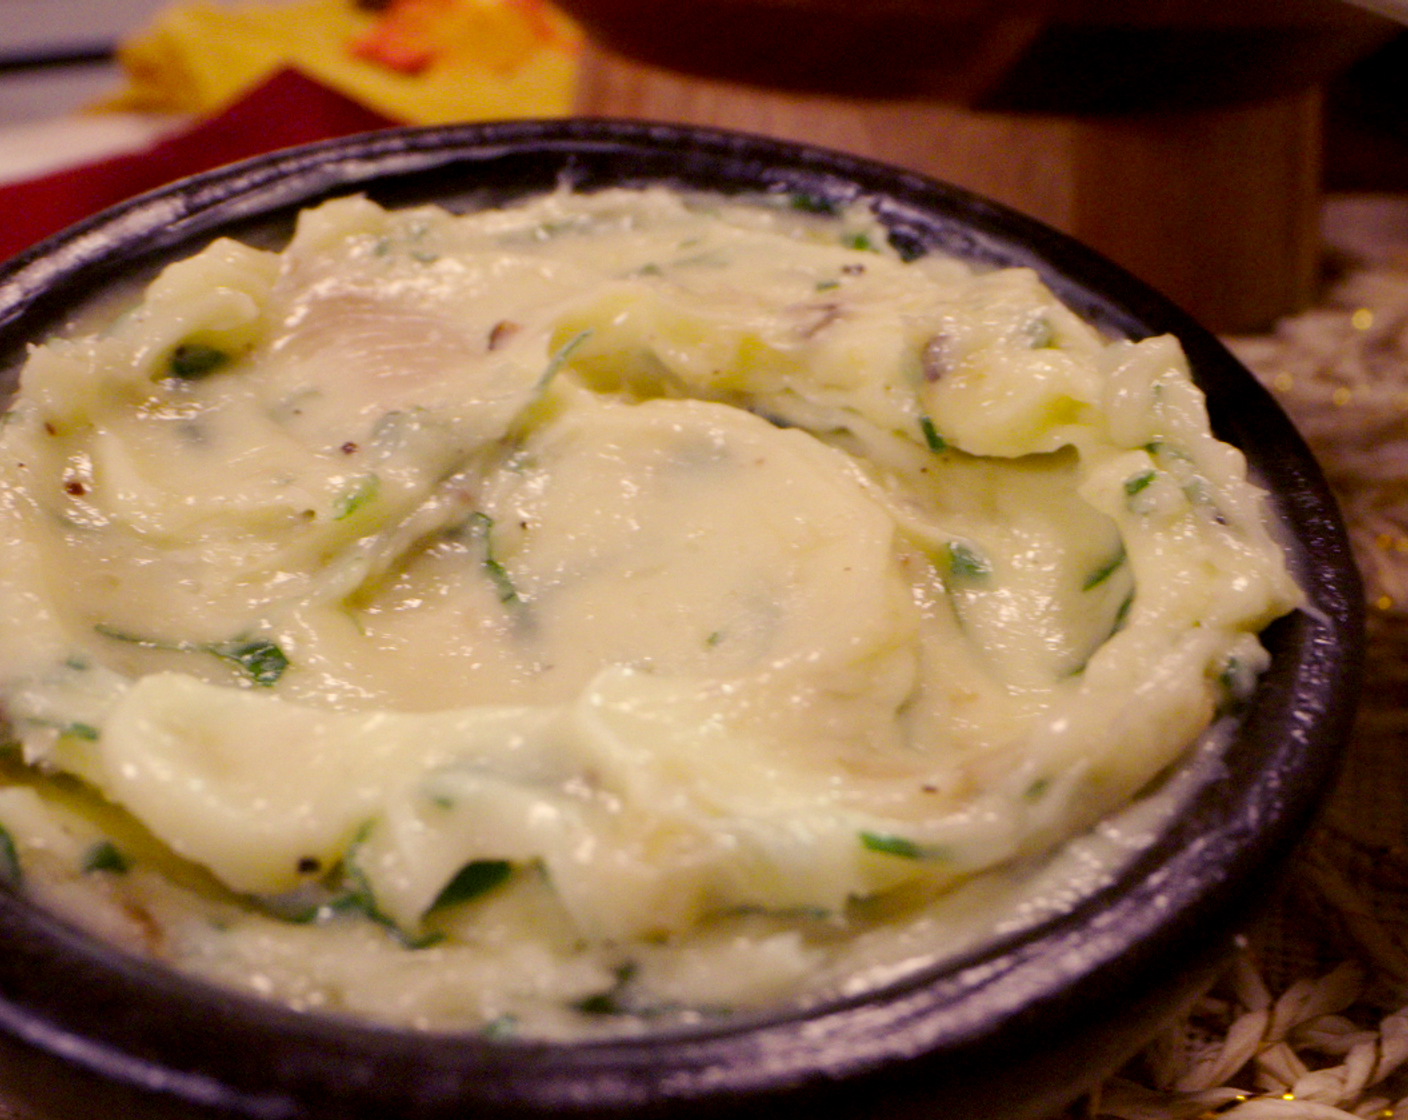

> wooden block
[575,42,1322,333]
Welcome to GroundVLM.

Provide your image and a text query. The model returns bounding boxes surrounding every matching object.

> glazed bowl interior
[0,120,1363,1120]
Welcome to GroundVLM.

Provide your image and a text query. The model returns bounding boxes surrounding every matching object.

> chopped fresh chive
[815,279,840,292]
[61,722,99,741]
[1024,777,1051,802]
[0,824,20,886]
[468,513,522,606]
[705,630,725,648]
[326,825,443,949]
[168,343,229,380]
[333,474,380,520]
[894,238,926,263]
[572,962,639,1017]
[859,831,948,861]
[537,329,592,390]
[1145,440,1184,457]
[919,416,947,452]
[1111,592,1135,635]
[484,558,519,606]
[1082,546,1127,591]
[429,860,512,912]
[329,890,442,948]
[94,623,170,650]
[1124,470,1156,497]
[842,231,875,252]
[206,639,289,687]
[82,840,130,874]
[96,625,289,686]
[731,902,833,922]
[789,192,840,215]
[945,541,991,582]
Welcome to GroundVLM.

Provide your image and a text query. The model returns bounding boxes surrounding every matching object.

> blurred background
[2,0,1408,332]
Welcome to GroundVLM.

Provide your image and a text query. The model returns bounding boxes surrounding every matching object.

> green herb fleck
[1145,441,1191,462]
[842,231,875,252]
[468,512,522,606]
[82,840,130,874]
[1124,470,1156,497]
[328,825,443,949]
[859,831,948,861]
[1082,546,1127,591]
[61,722,99,741]
[0,825,20,887]
[429,860,512,912]
[333,474,380,520]
[815,279,840,292]
[537,329,592,390]
[484,558,518,605]
[945,541,991,582]
[705,630,725,648]
[168,343,230,380]
[1024,777,1051,802]
[789,192,840,215]
[572,962,639,1017]
[95,626,290,686]
[1111,591,1135,635]
[919,416,947,452]
[207,639,289,687]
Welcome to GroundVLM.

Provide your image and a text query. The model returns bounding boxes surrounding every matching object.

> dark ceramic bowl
[0,120,1363,1120]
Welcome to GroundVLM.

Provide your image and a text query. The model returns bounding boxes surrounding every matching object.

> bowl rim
[0,118,1365,1119]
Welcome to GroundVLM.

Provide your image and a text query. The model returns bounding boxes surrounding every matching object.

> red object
[0,68,400,263]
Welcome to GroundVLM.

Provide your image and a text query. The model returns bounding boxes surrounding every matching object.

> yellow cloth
[97,0,581,124]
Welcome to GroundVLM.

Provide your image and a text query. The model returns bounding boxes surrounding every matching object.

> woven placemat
[1068,200,1408,1120]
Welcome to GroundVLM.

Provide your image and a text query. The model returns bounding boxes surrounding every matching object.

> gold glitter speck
[1353,308,1375,330]
[1377,595,1394,611]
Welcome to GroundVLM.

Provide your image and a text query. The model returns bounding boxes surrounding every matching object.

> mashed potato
[0,187,1300,1036]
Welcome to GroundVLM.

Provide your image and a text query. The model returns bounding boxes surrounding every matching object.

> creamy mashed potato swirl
[0,187,1300,1035]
